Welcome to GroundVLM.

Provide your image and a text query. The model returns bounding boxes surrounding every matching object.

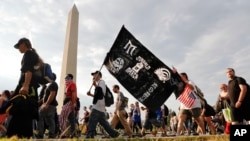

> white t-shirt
[93,79,106,113]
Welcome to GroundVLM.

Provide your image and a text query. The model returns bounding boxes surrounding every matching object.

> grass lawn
[1,134,229,141]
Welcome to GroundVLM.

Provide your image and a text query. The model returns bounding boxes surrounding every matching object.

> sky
[1,0,250,119]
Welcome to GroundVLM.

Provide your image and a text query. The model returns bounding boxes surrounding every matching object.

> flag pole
[88,63,104,92]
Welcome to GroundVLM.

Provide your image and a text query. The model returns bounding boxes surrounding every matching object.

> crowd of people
[0,37,250,139]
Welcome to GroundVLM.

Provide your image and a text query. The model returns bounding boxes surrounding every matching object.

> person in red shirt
[59,73,77,138]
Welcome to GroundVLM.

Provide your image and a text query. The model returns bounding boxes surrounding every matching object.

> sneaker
[141,132,146,137]
[85,135,94,139]
[192,132,199,136]
[102,135,110,138]
[128,135,135,138]
[34,134,43,139]
[161,133,167,137]
[112,132,120,138]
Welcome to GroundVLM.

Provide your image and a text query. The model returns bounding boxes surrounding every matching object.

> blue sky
[1,0,250,118]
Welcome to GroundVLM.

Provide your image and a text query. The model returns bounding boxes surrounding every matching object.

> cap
[91,70,102,77]
[14,37,31,49]
[65,73,73,80]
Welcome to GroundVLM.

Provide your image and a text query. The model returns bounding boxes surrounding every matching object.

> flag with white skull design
[104,25,185,110]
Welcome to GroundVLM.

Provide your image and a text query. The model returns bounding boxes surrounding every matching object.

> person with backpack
[7,38,41,138]
[86,70,119,139]
[110,84,133,138]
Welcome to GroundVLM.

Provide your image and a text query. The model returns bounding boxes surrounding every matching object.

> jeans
[86,109,118,137]
[37,105,56,138]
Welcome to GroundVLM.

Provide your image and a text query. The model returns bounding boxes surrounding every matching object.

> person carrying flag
[86,71,119,139]
[173,69,205,136]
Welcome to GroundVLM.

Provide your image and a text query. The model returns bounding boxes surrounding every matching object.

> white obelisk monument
[58,4,79,113]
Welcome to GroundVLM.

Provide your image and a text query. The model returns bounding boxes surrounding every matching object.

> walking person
[226,68,250,125]
[174,71,205,135]
[80,106,90,134]
[132,101,142,135]
[0,90,11,136]
[59,73,77,138]
[36,73,58,138]
[199,99,216,134]
[110,84,133,138]
[7,38,41,138]
[86,71,119,139]
[140,106,165,137]
[218,83,231,134]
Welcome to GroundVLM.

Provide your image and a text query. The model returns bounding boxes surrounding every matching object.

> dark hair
[180,72,188,80]
[52,73,57,81]
[66,73,73,79]
[3,90,11,99]
[113,84,119,89]
[227,68,235,73]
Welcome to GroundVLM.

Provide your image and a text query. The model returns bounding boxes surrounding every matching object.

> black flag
[104,26,184,110]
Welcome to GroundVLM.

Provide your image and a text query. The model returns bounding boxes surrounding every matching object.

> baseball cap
[14,37,31,49]
[91,70,102,77]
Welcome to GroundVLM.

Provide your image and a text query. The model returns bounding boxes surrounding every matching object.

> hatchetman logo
[154,68,171,83]
[230,125,250,141]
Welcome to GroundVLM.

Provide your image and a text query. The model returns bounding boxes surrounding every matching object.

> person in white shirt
[86,71,119,139]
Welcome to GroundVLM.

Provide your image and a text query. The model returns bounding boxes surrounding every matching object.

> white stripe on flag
[59,101,73,131]
[177,86,196,108]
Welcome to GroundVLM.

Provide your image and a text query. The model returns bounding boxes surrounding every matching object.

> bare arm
[41,91,56,110]
[238,84,247,102]
[235,84,247,108]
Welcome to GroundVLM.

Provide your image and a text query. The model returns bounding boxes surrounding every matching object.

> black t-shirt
[146,108,157,119]
[44,82,58,106]
[19,50,39,86]
[228,76,250,106]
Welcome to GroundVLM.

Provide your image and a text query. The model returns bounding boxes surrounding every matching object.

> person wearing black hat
[86,70,119,138]
[7,38,42,138]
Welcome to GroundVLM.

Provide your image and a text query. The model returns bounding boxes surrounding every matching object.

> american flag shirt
[178,81,201,109]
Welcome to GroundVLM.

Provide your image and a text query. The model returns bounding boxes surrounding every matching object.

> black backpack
[104,86,114,107]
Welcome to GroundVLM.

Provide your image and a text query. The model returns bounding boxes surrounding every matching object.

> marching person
[110,84,133,138]
[59,73,77,138]
[36,73,58,138]
[226,68,250,125]
[174,71,205,135]
[86,71,119,139]
[7,38,41,138]
[132,101,142,134]
[80,106,90,134]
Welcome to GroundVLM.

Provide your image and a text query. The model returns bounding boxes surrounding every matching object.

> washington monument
[58,4,79,113]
